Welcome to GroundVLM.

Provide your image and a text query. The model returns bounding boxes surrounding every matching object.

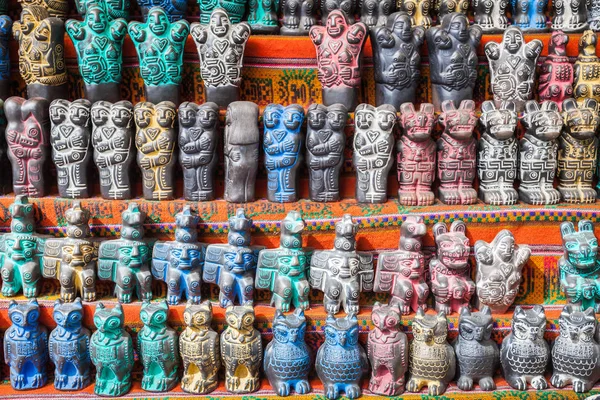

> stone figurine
[134,101,177,201]
[5,96,50,197]
[0,100,9,194]
[74,0,130,20]
[360,0,395,28]
[511,0,548,31]
[426,13,482,111]
[371,12,424,108]
[50,99,93,199]
[306,103,347,202]
[135,0,188,22]
[539,31,574,106]
[367,302,408,396]
[128,7,190,105]
[310,214,374,314]
[248,0,279,33]
[310,10,367,110]
[281,0,317,35]
[375,215,428,314]
[179,102,220,201]
[501,306,549,390]
[199,0,248,24]
[552,0,589,32]
[0,15,11,100]
[321,0,356,24]
[264,309,312,396]
[397,0,432,28]
[435,0,469,19]
[573,30,600,105]
[18,0,69,19]
[473,0,509,33]
[191,9,251,107]
[49,298,91,391]
[590,0,600,30]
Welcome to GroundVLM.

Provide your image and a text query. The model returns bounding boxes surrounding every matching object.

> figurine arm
[309,26,325,45]
[190,24,208,45]
[65,20,84,41]
[171,21,191,42]
[110,20,128,41]
[429,29,452,50]
[525,40,543,60]
[484,42,500,61]
[413,26,425,46]
[373,27,394,48]
[232,24,251,44]
[127,23,146,43]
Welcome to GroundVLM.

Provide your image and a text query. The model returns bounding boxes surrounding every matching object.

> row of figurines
[3,298,599,397]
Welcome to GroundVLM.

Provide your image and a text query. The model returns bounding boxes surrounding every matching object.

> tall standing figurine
[539,31,574,106]
[0,15,12,100]
[573,30,600,105]
[310,214,374,314]
[191,9,251,107]
[179,102,220,201]
[590,0,600,30]
[66,6,128,103]
[473,0,509,32]
[74,0,130,20]
[135,0,188,22]
[552,0,588,32]
[0,100,9,194]
[360,0,395,28]
[18,0,69,19]
[281,0,317,35]
[248,0,279,33]
[435,0,468,19]
[310,10,367,110]
[321,0,356,23]
[128,7,190,105]
[134,101,177,201]
[199,0,248,24]
[397,0,432,28]
[511,0,548,31]
[371,12,424,108]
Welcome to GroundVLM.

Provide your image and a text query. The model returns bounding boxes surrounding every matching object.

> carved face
[355,108,375,129]
[273,309,306,343]
[412,310,447,345]
[118,242,150,268]
[169,244,202,269]
[19,10,38,35]
[559,306,596,342]
[326,13,346,38]
[440,108,477,140]
[371,302,401,332]
[522,102,562,141]
[496,234,515,263]
[111,104,132,128]
[70,104,90,125]
[325,314,359,348]
[283,107,304,131]
[210,10,230,37]
[50,102,69,125]
[580,30,597,56]
[198,106,218,129]
[224,248,255,270]
[94,303,124,334]
[308,107,326,129]
[459,308,493,341]
[148,9,169,35]
[549,31,568,56]
[140,300,168,329]
[561,221,598,269]
[448,15,468,42]
[86,7,108,33]
[9,300,39,328]
[62,241,95,267]
[183,301,212,328]
[135,107,153,128]
[563,104,600,140]
[503,28,523,53]
[92,103,110,126]
[328,109,346,129]
[377,109,396,131]
[156,104,176,127]
[225,305,255,332]
[482,108,517,140]
[264,105,282,129]
[512,306,546,341]
[53,299,83,330]
[401,106,434,142]
[6,236,37,263]
[434,222,470,269]
[392,14,413,41]
[179,104,196,127]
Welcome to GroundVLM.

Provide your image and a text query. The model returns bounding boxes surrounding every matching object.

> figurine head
[50,99,69,125]
[491,230,517,263]
[283,104,305,131]
[94,302,124,334]
[264,104,283,129]
[183,300,213,329]
[376,104,397,131]
[197,102,219,129]
[561,98,600,141]
[225,305,255,333]
[479,101,517,141]
[502,26,524,54]
[579,30,597,57]
[325,10,348,38]
[327,103,348,130]
[65,200,91,237]
[442,12,469,42]
[209,8,231,37]
[9,195,35,234]
[413,307,447,345]
[273,308,306,344]
[388,12,413,41]
[511,305,546,341]
[178,102,197,127]
[399,102,434,142]
[141,300,169,330]
[147,7,169,35]
[521,100,563,140]
[9,299,40,328]
[559,305,597,342]
[120,202,145,240]
[69,99,92,126]
[399,215,426,251]
[371,302,402,333]
[334,214,358,251]
[560,220,598,269]
[18,6,47,35]
[438,100,477,140]
[325,313,359,348]
[175,205,199,243]
[155,101,177,128]
[433,220,470,270]
[53,298,84,332]
[91,101,111,127]
[355,103,376,130]
[111,101,134,128]
[458,306,493,342]
[548,30,569,57]
[85,5,108,33]
[307,103,328,130]
[227,208,253,247]
[134,102,154,129]
[281,210,306,249]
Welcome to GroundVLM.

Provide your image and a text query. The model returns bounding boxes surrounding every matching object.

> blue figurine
[512,0,548,32]
[49,298,91,391]
[263,104,305,202]
[152,206,206,305]
[4,299,49,390]
[0,15,11,99]
[135,0,188,21]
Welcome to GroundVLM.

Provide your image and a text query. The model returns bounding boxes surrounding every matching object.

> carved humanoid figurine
[152,206,206,305]
[224,101,260,203]
[0,16,12,100]
[281,0,317,35]
[430,220,475,314]
[18,0,69,19]
[310,10,367,110]
[306,103,346,202]
[204,208,264,307]
[397,103,436,206]
[310,214,374,315]
[66,6,128,103]
[257,211,311,312]
[0,101,9,194]
[397,0,432,28]
[591,0,600,30]
[98,203,154,303]
[573,30,600,105]
[4,299,48,390]
[552,0,589,32]
[539,31,574,106]
[321,0,356,23]
[128,7,189,105]
[179,102,220,201]
[375,216,428,314]
[511,0,548,31]
[90,303,134,397]
[435,0,468,19]
[473,0,509,33]
[74,0,130,20]
[558,98,600,203]
[221,305,263,393]
[5,96,50,197]
[361,0,395,28]
[263,104,305,202]
[49,298,91,391]
[134,101,177,201]
[248,0,279,33]
[191,9,251,107]
[436,99,478,205]
[135,0,188,22]
[371,12,424,108]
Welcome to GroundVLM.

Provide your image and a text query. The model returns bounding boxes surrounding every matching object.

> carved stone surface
[310,214,374,315]
[371,12,424,108]
[436,99,478,205]
[397,0,432,28]
[0,100,10,194]
[310,10,367,110]
[134,101,177,201]
[573,30,600,105]
[135,0,188,21]
[591,0,600,30]
[511,0,548,31]
[539,31,574,107]
[473,0,509,33]
[435,0,468,19]
[18,0,69,20]
[179,102,220,201]
[5,96,51,197]
[248,0,279,33]
[426,13,482,111]
[199,0,248,24]
[75,0,130,20]
[128,7,190,105]
[191,9,251,107]
[552,0,589,32]
[321,0,356,24]
[281,0,317,35]
[0,16,12,100]
[360,0,395,28]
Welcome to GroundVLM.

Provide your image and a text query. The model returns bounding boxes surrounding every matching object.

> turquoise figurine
[248,0,280,33]
[135,0,188,22]
[75,0,130,20]
[0,15,11,100]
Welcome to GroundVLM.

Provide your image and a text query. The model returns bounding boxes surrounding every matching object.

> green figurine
[198,0,248,24]
[248,0,280,33]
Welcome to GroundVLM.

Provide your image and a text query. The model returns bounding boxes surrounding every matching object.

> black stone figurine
[0,100,10,194]
[321,0,356,24]
[281,0,317,35]
[360,0,395,28]
[435,0,469,19]
[473,0,509,33]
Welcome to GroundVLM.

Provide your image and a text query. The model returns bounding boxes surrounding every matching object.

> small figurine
[90,303,134,397]
[397,0,432,28]
[74,0,130,20]
[310,214,374,315]
[360,0,395,28]
[367,302,408,396]
[66,6,128,103]
[191,9,251,107]
[264,309,312,396]
[263,104,305,202]
[552,0,589,32]
[180,301,222,394]
[501,305,549,390]
[204,208,264,307]
[321,0,356,24]
[135,0,188,22]
[371,12,425,108]
[49,298,91,391]
[128,7,190,104]
[511,0,548,31]
[590,0,600,30]
[18,0,69,19]
[573,30,600,105]
[0,100,9,194]
[281,0,317,35]
[179,102,220,201]
[310,10,367,110]
[248,0,279,33]
[539,31,574,106]
[134,101,177,201]
[4,299,48,390]
[406,308,455,396]
[221,305,263,393]
[435,0,468,19]
[50,99,93,199]
[558,98,600,203]
[474,230,531,313]
[426,13,481,111]
[436,99,478,205]
[5,97,51,197]
[316,314,368,400]
[199,0,248,24]
[98,202,154,303]
[91,101,135,200]
[224,101,260,203]
[454,307,499,391]
[473,0,509,32]
[306,103,347,202]
[430,220,475,314]
[152,206,206,305]
[396,103,436,206]
[0,16,12,100]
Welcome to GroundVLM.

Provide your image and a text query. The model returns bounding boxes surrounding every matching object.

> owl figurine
[316,314,369,400]
[264,309,312,396]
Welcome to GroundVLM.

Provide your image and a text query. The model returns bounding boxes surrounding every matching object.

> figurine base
[376,83,416,109]
[551,26,588,33]
[145,85,180,106]
[516,27,549,33]
[27,83,68,103]
[206,85,240,108]
[250,24,280,34]
[85,83,121,103]
[280,27,310,36]
[432,85,473,111]
[0,79,9,100]
[323,87,358,111]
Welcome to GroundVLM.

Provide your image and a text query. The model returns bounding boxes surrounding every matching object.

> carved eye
[243,314,254,326]
[386,317,397,326]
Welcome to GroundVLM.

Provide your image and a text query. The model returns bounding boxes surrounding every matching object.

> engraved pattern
[539,32,574,106]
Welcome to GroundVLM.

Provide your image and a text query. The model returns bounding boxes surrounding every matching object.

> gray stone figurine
[281,0,317,35]
[360,0,395,28]
[435,0,469,19]
[590,0,600,30]
[473,0,509,33]
[552,0,589,32]
[321,0,356,24]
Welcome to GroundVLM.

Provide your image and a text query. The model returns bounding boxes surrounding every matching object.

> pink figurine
[539,31,574,109]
